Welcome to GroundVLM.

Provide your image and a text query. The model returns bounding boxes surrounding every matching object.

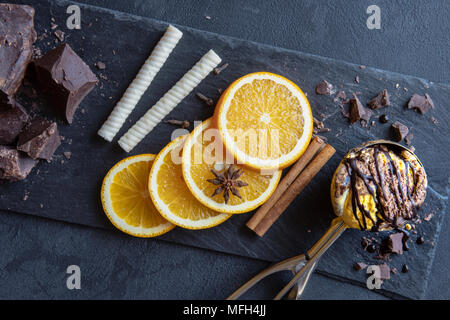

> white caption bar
[118,49,222,152]
[97,25,183,142]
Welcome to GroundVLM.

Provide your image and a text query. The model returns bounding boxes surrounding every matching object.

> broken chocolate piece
[407,93,434,114]
[379,114,389,123]
[315,80,333,95]
[53,30,65,42]
[0,97,29,145]
[95,61,106,70]
[17,118,61,160]
[387,232,404,255]
[0,146,37,181]
[401,264,409,273]
[378,263,391,280]
[367,244,377,253]
[33,43,98,124]
[405,132,414,145]
[353,262,367,271]
[368,89,390,110]
[416,236,425,245]
[334,90,346,102]
[0,4,37,102]
[349,94,373,124]
[391,121,409,142]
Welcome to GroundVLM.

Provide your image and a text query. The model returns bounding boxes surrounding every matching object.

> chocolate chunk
[95,61,106,70]
[405,132,414,145]
[368,90,390,110]
[0,146,37,181]
[349,94,373,124]
[379,263,391,280]
[0,4,37,101]
[334,90,346,102]
[17,118,61,160]
[430,117,438,125]
[408,93,434,114]
[53,30,65,42]
[379,114,389,123]
[367,244,377,253]
[391,121,409,142]
[361,237,370,250]
[63,151,72,160]
[315,80,333,95]
[353,262,367,271]
[387,232,404,254]
[401,264,409,273]
[33,43,98,124]
[416,236,425,245]
[0,97,29,145]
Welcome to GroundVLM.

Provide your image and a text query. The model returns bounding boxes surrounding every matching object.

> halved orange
[182,118,282,214]
[101,154,175,237]
[214,72,313,170]
[149,136,231,229]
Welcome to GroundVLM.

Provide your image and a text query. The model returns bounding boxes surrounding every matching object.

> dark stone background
[0,0,448,299]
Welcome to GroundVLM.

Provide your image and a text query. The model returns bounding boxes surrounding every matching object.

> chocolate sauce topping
[342,145,426,231]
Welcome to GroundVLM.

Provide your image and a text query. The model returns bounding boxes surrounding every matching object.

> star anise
[207,165,249,204]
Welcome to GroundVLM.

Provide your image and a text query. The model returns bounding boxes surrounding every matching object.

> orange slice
[149,136,231,229]
[101,154,175,237]
[182,118,282,214]
[214,72,313,170]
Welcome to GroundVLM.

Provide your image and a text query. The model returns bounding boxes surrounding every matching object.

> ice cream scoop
[228,140,427,300]
[331,140,427,231]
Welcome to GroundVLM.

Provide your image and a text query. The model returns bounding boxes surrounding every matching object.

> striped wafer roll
[118,49,222,153]
[98,25,183,142]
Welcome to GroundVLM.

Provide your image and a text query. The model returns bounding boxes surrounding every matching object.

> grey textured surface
[0,0,448,299]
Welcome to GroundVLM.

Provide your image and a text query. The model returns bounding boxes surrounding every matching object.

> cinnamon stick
[246,137,325,231]
[251,144,336,237]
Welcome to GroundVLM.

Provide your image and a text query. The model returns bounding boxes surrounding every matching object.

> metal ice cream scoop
[227,140,426,300]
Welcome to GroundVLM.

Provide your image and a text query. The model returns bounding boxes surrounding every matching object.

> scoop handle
[275,217,347,300]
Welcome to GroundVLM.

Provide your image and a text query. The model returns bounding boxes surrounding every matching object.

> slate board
[1,0,449,299]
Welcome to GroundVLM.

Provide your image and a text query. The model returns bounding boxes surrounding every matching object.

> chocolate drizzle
[344,145,423,231]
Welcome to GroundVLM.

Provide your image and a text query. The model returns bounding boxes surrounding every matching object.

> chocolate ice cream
[331,144,427,231]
